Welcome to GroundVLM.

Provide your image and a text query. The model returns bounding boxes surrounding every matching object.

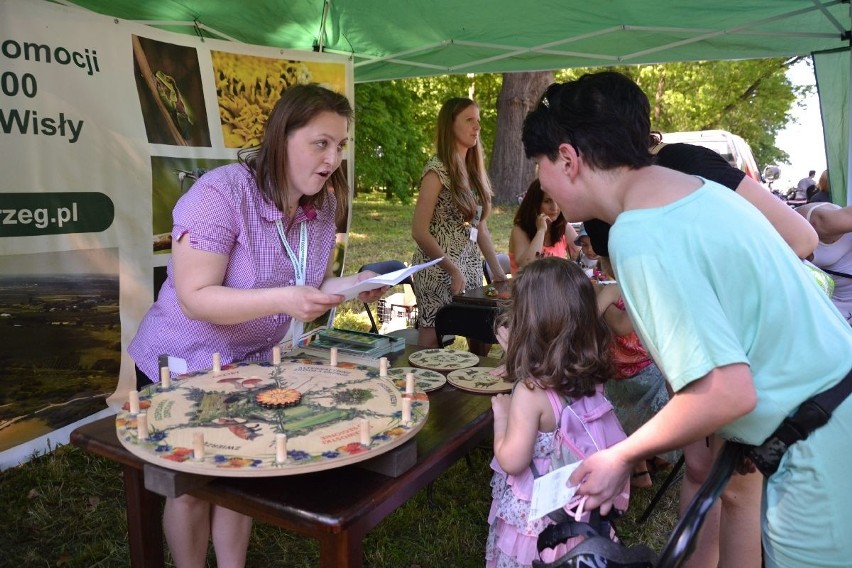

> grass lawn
[0,193,682,567]
[334,192,517,333]
[341,191,515,277]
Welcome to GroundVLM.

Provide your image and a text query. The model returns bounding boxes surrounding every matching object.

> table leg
[122,465,165,568]
[319,530,363,568]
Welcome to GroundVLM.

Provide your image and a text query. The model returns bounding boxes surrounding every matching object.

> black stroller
[532,442,745,568]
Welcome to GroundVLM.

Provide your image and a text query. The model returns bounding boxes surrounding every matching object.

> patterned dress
[412,156,484,327]
[486,388,630,567]
[486,416,567,567]
[486,391,580,568]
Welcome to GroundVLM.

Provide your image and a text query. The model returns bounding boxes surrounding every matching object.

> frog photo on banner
[131,35,212,147]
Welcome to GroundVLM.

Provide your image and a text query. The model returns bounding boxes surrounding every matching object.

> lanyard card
[469,205,482,243]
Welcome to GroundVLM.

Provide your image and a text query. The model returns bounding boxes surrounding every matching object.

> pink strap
[545,389,565,424]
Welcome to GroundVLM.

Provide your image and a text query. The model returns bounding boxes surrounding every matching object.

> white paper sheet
[331,257,443,300]
[529,461,581,521]
[167,356,188,374]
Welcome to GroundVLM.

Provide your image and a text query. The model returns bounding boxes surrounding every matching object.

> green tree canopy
[401,73,503,160]
[353,81,429,203]
[354,58,810,201]
[555,57,810,168]
[354,74,503,202]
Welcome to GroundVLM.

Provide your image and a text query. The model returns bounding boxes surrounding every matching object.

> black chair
[358,260,453,347]
[358,260,410,333]
[483,253,511,284]
[434,303,500,346]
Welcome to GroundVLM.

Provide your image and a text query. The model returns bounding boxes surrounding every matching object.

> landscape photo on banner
[0,0,353,469]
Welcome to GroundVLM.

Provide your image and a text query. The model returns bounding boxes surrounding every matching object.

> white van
[661,129,761,182]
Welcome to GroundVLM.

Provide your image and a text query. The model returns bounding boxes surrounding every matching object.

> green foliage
[354,59,807,201]
[331,308,371,332]
[400,73,503,159]
[0,443,132,567]
[354,81,429,203]
[554,58,809,168]
[353,74,505,202]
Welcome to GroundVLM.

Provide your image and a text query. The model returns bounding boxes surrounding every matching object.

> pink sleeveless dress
[486,385,630,567]
[486,389,576,567]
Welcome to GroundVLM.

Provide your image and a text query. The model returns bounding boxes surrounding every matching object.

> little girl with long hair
[487,257,628,568]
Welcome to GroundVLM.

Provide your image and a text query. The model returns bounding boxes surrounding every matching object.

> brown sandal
[647,457,673,476]
[631,469,653,489]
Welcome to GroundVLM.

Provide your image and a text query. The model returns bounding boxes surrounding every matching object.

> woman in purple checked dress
[128,85,386,568]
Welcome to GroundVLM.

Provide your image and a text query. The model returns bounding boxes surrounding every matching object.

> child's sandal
[647,457,672,476]
[631,469,652,488]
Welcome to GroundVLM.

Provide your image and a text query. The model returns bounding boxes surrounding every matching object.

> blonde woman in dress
[411,97,507,352]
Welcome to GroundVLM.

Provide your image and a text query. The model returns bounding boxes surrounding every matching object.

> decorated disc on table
[446,367,515,393]
[115,357,428,477]
[387,367,447,393]
[408,348,480,371]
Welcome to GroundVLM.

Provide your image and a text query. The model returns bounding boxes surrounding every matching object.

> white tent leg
[848,2,852,206]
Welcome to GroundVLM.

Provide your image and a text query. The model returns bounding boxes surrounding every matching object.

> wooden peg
[402,397,412,424]
[359,418,370,446]
[379,357,388,377]
[212,352,221,373]
[128,390,140,414]
[272,345,281,365]
[160,366,171,389]
[193,432,205,460]
[330,347,338,367]
[136,412,148,440]
[405,372,415,395]
[276,433,287,463]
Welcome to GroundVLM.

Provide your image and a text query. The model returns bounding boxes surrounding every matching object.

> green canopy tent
[57,0,852,202]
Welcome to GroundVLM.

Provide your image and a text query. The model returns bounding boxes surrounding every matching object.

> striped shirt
[128,163,337,381]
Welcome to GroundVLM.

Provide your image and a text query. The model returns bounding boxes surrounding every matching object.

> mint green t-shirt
[610,179,852,445]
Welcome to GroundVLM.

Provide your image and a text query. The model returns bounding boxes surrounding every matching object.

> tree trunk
[488,71,554,205]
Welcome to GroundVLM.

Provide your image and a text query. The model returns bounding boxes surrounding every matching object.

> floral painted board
[115,357,428,477]
[387,366,447,393]
[446,367,515,393]
[407,348,480,371]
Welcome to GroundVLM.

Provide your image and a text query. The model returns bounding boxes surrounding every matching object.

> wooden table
[452,280,511,307]
[70,347,498,568]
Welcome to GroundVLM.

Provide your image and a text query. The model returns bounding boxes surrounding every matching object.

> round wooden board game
[387,366,446,392]
[446,367,515,393]
[407,348,480,371]
[116,356,428,477]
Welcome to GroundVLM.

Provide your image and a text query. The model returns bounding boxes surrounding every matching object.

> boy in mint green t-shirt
[522,71,852,567]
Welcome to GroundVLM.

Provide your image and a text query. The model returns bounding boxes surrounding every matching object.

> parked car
[661,129,761,182]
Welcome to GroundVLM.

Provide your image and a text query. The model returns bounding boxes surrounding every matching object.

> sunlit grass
[335,193,516,324]
[0,443,679,567]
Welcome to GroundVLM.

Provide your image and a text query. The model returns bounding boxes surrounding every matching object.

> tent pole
[317,0,331,52]
[848,3,852,205]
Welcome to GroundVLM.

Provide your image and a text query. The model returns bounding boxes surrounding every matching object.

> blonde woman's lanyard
[276,219,308,344]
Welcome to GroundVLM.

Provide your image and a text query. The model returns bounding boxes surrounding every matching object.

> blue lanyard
[275,218,308,343]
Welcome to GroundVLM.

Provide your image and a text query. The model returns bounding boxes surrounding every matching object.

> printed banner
[0,0,353,468]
